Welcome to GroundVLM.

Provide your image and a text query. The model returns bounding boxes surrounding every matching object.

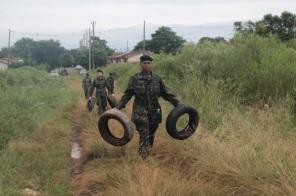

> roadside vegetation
[100,34,296,195]
[0,67,78,195]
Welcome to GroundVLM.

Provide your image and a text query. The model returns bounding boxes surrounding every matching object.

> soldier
[82,73,92,99]
[106,73,115,95]
[117,55,180,159]
[88,70,112,115]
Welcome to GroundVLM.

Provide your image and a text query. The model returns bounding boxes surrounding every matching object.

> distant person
[88,70,112,115]
[82,73,92,99]
[117,55,180,159]
[106,72,116,95]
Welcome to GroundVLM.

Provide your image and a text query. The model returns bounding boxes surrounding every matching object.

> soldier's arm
[117,77,134,109]
[159,78,180,107]
[88,80,95,98]
[105,79,112,92]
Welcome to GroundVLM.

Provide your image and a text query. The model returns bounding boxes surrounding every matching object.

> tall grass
[0,67,78,195]
[154,34,296,106]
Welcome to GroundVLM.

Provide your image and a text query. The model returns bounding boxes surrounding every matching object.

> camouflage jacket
[118,71,179,124]
[88,76,111,97]
[106,75,115,89]
[82,77,92,89]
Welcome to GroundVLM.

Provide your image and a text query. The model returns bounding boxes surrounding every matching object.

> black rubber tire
[87,98,96,112]
[107,95,118,108]
[98,108,134,146]
[166,104,199,140]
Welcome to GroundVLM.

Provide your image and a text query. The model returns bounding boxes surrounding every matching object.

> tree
[133,26,185,54]
[60,50,74,67]
[133,40,151,51]
[234,11,296,41]
[149,26,185,54]
[71,49,88,67]
[11,38,35,60]
[10,38,66,70]
[87,36,114,68]
[31,40,65,69]
[70,36,113,69]
[0,48,8,58]
[199,36,227,43]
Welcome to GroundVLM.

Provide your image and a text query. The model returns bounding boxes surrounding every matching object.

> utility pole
[293,15,296,39]
[85,30,88,47]
[88,28,92,71]
[143,20,146,54]
[126,40,129,52]
[8,29,11,65]
[91,21,96,69]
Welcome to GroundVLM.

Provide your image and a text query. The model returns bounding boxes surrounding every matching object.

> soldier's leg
[97,96,104,115]
[84,88,88,99]
[148,122,159,148]
[102,96,107,112]
[136,122,150,160]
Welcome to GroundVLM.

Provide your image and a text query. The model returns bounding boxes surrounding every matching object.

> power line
[96,23,142,33]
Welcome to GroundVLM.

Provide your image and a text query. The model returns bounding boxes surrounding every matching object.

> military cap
[97,69,103,73]
[140,55,153,62]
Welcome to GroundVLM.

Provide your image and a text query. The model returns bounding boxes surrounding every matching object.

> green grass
[0,67,79,195]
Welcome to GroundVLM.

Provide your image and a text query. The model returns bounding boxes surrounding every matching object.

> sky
[0,0,295,49]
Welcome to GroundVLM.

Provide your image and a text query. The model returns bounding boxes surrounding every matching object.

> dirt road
[68,73,201,196]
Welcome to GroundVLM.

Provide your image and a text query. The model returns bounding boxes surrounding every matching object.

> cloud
[0,0,295,48]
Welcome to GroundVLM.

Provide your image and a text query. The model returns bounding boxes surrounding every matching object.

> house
[110,52,129,63]
[111,50,154,64]
[0,58,8,71]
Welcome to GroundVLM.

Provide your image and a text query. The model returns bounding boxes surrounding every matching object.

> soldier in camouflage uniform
[88,70,112,115]
[82,73,92,99]
[117,55,180,159]
[106,73,115,95]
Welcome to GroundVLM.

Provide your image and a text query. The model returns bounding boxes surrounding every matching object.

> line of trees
[234,11,296,41]
[0,36,113,71]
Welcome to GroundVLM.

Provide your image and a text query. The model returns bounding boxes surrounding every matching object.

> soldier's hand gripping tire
[166,104,199,140]
[87,97,96,112]
[107,94,118,108]
[98,108,134,146]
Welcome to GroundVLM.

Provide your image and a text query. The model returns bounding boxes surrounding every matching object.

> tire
[87,98,96,112]
[166,104,199,140]
[98,108,134,146]
[107,95,118,108]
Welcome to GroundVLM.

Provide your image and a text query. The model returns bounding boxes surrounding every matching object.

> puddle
[71,143,82,159]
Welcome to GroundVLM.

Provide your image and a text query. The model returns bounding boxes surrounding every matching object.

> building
[111,50,154,64]
[0,58,8,71]
[110,52,129,63]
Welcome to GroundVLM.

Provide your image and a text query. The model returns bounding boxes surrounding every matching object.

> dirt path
[67,73,202,196]
[68,75,134,195]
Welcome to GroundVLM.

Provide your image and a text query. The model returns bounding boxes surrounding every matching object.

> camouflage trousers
[135,120,159,160]
[83,88,88,99]
[96,95,107,115]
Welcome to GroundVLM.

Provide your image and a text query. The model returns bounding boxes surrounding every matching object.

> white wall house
[111,50,154,64]
[0,60,8,71]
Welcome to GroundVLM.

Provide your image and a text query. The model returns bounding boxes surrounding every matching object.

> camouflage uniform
[118,71,179,159]
[106,74,115,95]
[89,76,112,115]
[82,76,92,99]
